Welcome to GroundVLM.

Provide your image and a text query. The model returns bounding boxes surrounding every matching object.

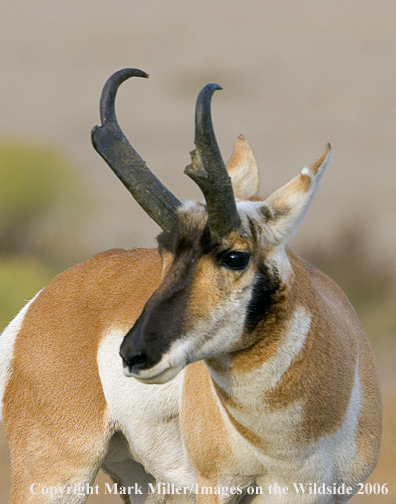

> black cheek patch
[245,263,281,332]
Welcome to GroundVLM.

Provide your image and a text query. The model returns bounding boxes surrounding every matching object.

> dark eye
[220,251,250,270]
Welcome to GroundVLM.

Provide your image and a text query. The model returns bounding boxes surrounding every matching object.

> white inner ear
[226,135,259,200]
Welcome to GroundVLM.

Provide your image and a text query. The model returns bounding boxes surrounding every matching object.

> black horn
[91,68,181,231]
[185,83,240,239]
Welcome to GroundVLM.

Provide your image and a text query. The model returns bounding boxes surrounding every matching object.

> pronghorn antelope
[0,68,382,504]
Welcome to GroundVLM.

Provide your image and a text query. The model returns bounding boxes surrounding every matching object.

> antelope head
[92,69,332,384]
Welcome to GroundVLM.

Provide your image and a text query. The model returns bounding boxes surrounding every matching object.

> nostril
[120,351,148,370]
[128,352,148,368]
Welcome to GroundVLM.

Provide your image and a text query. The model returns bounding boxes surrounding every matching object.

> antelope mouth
[121,337,191,384]
[121,349,188,384]
[124,363,184,384]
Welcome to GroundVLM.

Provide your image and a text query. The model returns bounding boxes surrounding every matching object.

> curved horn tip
[102,68,149,95]
[99,68,149,126]
[197,83,223,99]
[205,83,223,91]
[194,82,224,147]
[110,68,149,80]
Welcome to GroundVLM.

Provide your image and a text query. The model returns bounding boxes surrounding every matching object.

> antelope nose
[119,311,166,375]
[119,336,164,375]
[120,351,149,372]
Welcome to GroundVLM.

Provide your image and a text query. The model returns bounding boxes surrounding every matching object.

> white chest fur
[97,327,196,486]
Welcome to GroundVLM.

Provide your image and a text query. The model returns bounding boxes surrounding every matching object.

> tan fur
[262,253,358,440]
[3,248,162,502]
[181,361,233,480]
[309,256,382,471]
[181,251,356,446]
[1,141,381,504]
[310,143,332,175]
[178,248,382,494]
[186,241,254,320]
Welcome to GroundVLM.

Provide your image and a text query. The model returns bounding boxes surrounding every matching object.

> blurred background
[0,0,395,502]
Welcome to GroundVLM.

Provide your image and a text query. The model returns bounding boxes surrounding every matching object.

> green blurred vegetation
[0,257,56,328]
[0,140,91,330]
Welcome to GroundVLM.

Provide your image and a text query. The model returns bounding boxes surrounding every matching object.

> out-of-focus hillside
[0,0,395,264]
[0,1,395,502]
[0,141,93,328]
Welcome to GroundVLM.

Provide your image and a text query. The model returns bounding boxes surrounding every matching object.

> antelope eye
[220,251,250,270]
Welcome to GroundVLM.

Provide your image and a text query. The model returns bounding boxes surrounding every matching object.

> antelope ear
[226,135,259,200]
[265,144,332,244]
